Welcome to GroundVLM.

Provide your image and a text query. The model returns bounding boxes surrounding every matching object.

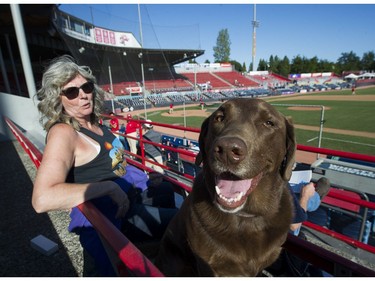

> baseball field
[129,86,375,156]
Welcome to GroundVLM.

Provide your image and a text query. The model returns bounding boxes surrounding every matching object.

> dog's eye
[215,112,224,122]
[265,120,275,127]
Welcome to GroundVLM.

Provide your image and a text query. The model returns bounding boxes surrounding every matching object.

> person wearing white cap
[142,120,164,174]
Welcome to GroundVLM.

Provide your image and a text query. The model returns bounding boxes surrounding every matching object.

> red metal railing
[5,115,375,276]
[5,117,43,168]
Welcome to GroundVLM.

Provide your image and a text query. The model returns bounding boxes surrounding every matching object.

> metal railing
[5,115,375,276]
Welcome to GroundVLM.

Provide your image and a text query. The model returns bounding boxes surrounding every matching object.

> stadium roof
[0,4,204,89]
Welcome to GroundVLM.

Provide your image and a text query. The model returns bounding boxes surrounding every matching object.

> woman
[32,55,175,276]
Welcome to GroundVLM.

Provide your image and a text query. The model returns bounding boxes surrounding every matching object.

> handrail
[297,144,375,163]
[4,117,43,168]
[327,189,375,209]
[284,233,375,277]
[4,116,164,277]
[5,115,375,277]
[302,221,375,254]
[77,201,163,276]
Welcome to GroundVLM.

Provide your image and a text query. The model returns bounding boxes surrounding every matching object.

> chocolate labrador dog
[155,98,295,276]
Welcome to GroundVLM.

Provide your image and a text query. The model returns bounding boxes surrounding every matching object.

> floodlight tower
[251,4,260,72]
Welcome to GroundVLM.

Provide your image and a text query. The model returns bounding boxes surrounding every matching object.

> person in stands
[125,114,140,157]
[290,177,330,236]
[32,55,177,276]
[109,112,119,134]
[141,119,164,174]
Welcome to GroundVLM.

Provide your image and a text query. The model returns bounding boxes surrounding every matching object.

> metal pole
[10,4,36,98]
[108,62,115,113]
[138,4,147,119]
[0,46,11,94]
[251,4,259,72]
[317,105,325,158]
[5,34,21,95]
[108,63,113,95]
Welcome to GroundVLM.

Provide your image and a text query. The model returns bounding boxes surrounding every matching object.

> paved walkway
[0,140,83,276]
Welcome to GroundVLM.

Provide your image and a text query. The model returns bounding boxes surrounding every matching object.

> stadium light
[251,4,260,72]
[194,53,197,91]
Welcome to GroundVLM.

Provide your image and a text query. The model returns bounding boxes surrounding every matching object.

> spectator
[32,55,177,276]
[109,112,119,134]
[141,119,164,174]
[289,177,330,236]
[125,114,140,157]
[267,179,331,277]
[118,123,129,151]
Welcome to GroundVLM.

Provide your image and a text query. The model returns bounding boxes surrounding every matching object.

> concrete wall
[0,92,45,143]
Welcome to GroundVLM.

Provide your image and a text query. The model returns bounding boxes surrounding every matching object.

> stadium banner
[289,73,301,79]
[126,87,142,94]
[94,27,141,48]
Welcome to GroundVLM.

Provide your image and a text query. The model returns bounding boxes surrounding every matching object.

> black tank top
[67,125,127,184]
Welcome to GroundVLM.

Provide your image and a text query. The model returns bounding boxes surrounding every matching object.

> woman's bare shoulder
[47,123,78,142]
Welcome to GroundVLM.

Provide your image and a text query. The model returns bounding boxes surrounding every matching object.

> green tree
[317,59,336,73]
[257,59,268,71]
[290,55,310,73]
[230,60,242,72]
[248,62,253,72]
[361,51,375,71]
[242,62,247,72]
[213,28,231,63]
[269,55,281,73]
[337,51,361,72]
[308,56,319,73]
[278,56,290,77]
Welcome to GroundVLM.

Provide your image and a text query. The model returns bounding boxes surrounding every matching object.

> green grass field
[141,86,375,155]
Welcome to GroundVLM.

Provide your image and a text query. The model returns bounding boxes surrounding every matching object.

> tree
[337,51,361,72]
[308,56,319,73]
[257,59,268,71]
[213,28,231,63]
[361,51,375,71]
[278,56,290,77]
[229,60,242,72]
[269,55,281,73]
[317,59,335,72]
[248,62,253,72]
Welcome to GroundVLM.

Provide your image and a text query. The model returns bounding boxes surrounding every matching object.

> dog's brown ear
[195,117,209,166]
[280,117,296,181]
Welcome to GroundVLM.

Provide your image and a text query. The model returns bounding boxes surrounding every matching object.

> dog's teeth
[216,190,244,204]
[234,192,243,202]
[215,185,221,195]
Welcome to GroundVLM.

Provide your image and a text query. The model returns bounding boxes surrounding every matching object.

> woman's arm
[32,123,129,218]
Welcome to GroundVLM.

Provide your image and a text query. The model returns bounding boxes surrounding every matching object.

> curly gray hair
[36,55,105,132]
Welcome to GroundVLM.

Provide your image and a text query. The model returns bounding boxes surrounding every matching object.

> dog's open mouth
[215,172,262,210]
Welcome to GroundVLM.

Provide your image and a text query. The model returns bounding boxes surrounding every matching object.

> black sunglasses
[61,81,94,100]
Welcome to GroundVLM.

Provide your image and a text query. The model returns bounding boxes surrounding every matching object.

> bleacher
[215,71,259,88]
[180,72,231,89]
[249,74,288,88]
[145,79,193,94]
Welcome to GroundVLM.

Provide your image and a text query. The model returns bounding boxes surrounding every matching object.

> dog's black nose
[214,137,247,164]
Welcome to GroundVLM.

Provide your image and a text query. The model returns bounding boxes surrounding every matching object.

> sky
[58,1,375,70]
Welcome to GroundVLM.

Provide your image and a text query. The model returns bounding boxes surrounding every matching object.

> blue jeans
[290,182,321,212]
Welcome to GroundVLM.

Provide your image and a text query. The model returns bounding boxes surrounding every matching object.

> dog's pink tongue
[216,179,252,198]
